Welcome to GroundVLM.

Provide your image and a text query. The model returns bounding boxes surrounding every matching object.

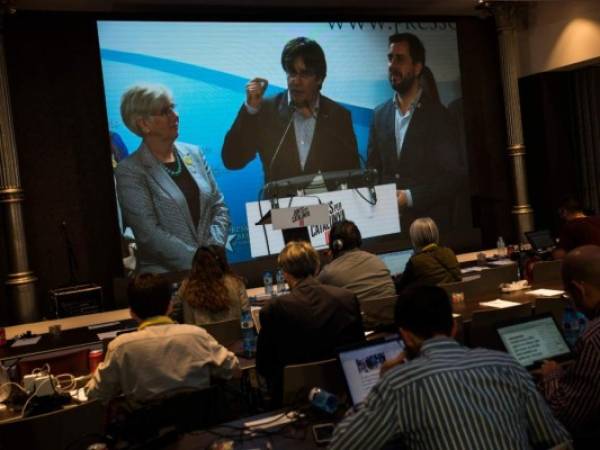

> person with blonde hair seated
[171,245,249,326]
[395,217,461,293]
[256,241,364,405]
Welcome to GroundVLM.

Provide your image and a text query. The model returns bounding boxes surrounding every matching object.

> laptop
[338,336,405,405]
[377,250,413,276]
[496,314,573,370]
[525,230,556,253]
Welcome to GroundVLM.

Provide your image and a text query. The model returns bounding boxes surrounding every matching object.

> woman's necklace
[163,150,182,177]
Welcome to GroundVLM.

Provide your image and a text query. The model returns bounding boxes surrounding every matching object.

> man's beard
[390,72,416,96]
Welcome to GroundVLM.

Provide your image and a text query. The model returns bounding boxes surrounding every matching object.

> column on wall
[0,8,39,323]
[488,1,535,242]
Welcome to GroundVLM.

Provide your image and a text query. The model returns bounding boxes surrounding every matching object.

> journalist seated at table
[539,245,600,448]
[329,285,572,450]
[170,245,249,326]
[395,217,461,293]
[115,84,230,273]
[317,220,396,328]
[86,274,239,407]
[256,241,364,405]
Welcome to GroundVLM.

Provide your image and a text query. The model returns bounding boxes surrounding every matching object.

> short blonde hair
[278,241,319,279]
[120,85,173,137]
[409,217,439,251]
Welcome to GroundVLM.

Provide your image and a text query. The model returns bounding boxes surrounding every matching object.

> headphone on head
[331,238,344,252]
[329,221,361,255]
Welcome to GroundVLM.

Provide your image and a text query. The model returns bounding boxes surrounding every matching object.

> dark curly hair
[181,246,239,313]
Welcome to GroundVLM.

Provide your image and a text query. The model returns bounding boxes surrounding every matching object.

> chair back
[439,276,487,300]
[534,297,567,328]
[531,260,562,284]
[202,319,242,347]
[0,400,105,450]
[469,303,532,350]
[453,314,466,344]
[282,358,343,406]
[360,295,397,331]
[480,263,519,288]
[109,386,226,447]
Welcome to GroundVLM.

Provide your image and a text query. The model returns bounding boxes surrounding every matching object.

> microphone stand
[268,105,296,181]
[60,221,79,286]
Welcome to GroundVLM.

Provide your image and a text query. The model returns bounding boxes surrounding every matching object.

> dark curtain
[570,66,600,214]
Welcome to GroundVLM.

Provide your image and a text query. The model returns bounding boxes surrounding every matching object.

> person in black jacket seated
[395,217,461,293]
[221,37,360,196]
[256,241,364,405]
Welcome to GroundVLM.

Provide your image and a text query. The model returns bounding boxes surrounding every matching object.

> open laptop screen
[377,250,413,276]
[338,337,404,405]
[497,314,571,369]
[525,230,555,252]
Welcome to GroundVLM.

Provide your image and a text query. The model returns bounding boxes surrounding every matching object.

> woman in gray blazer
[115,85,229,273]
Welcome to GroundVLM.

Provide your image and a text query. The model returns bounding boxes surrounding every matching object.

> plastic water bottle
[263,271,273,295]
[309,387,338,414]
[275,269,286,294]
[497,236,506,258]
[563,306,587,348]
[240,309,257,358]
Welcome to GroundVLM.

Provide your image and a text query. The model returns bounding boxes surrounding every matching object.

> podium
[247,183,400,258]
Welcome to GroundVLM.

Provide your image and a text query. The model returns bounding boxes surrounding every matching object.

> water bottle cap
[308,387,320,401]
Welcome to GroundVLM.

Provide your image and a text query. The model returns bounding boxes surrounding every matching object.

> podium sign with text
[271,204,330,230]
[246,184,400,257]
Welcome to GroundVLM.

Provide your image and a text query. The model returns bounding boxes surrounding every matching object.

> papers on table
[480,299,522,309]
[461,266,490,274]
[97,330,121,340]
[88,321,120,330]
[526,289,564,297]
[11,336,42,347]
[250,306,262,333]
[97,327,136,340]
[244,411,300,430]
[488,259,515,266]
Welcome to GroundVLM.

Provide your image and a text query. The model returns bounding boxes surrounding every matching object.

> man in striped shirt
[329,285,571,450]
[540,245,600,449]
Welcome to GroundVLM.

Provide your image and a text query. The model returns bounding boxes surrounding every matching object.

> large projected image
[98,21,466,270]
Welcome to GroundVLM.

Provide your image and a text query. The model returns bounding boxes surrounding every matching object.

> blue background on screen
[98,21,461,263]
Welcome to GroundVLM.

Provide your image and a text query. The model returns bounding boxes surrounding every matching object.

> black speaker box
[50,284,103,318]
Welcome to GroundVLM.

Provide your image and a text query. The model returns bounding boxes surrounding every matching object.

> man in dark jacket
[256,241,364,405]
[222,37,360,196]
[366,33,465,232]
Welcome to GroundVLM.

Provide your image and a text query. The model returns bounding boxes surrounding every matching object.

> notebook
[377,250,413,276]
[338,336,405,405]
[496,314,572,369]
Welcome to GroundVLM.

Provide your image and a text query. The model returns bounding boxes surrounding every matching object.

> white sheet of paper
[11,336,42,347]
[97,330,120,340]
[526,289,564,297]
[461,266,489,273]
[244,411,299,429]
[479,299,522,309]
[250,306,262,333]
[88,321,120,330]
[488,260,515,266]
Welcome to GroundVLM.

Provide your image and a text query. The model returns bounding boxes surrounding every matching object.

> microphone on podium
[268,103,296,179]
